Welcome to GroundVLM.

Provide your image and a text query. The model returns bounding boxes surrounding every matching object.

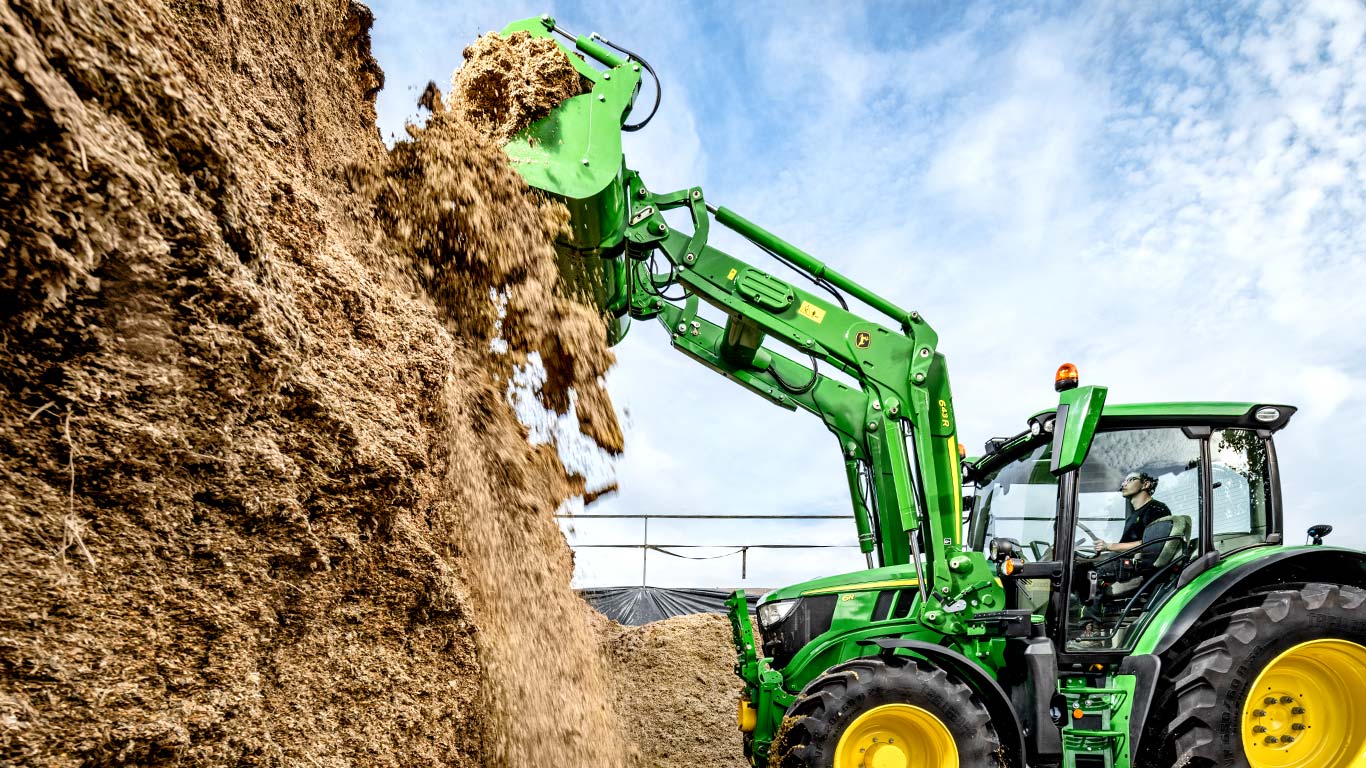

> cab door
[1059,426,1205,652]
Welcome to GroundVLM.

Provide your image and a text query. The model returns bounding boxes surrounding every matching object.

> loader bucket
[499,16,644,344]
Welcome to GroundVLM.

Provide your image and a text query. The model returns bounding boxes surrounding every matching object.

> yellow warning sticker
[798,301,826,324]
[727,268,738,281]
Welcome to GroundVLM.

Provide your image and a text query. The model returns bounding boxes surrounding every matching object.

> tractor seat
[1104,514,1192,600]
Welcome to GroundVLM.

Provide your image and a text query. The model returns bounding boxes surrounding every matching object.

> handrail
[555,513,857,583]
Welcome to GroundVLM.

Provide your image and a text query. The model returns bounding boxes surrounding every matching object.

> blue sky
[371,1,1366,587]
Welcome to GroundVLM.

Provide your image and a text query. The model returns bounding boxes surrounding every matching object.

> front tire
[1163,583,1366,768]
[772,655,1001,768]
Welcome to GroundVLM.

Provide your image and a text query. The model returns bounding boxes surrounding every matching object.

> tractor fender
[1148,546,1366,658]
[1124,547,1366,761]
[859,637,1027,768]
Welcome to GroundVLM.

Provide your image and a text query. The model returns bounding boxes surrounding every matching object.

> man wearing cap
[1095,472,1170,553]
[1075,471,1175,638]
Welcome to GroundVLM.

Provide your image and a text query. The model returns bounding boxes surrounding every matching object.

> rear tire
[771,655,1001,768]
[1162,583,1366,768]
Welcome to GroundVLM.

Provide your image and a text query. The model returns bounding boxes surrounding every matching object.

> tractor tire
[1162,583,1366,768]
[771,655,1001,768]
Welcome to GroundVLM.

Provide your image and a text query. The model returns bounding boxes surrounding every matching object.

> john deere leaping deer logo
[855,331,871,349]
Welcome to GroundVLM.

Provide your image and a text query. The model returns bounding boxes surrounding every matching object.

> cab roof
[1028,401,1284,422]
[972,401,1296,473]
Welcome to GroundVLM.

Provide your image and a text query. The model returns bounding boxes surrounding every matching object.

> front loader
[491,16,1366,767]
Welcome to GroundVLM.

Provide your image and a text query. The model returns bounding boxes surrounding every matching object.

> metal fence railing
[554,513,858,583]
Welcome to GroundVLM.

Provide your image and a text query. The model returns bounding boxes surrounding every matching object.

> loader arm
[497,15,998,624]
[620,174,963,583]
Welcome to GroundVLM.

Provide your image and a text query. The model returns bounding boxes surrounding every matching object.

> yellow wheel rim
[1242,638,1366,768]
[834,703,958,768]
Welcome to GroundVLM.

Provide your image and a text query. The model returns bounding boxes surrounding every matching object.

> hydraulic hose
[592,34,661,131]
[768,356,819,395]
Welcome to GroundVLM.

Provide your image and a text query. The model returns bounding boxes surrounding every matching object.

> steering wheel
[1028,540,1052,561]
[1073,521,1100,559]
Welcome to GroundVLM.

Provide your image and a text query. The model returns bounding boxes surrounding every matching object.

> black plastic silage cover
[579,587,765,625]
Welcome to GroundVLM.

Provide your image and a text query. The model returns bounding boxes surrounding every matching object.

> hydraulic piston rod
[713,206,916,330]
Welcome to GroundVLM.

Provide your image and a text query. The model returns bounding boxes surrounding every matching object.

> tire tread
[772,655,1001,768]
[1153,583,1366,768]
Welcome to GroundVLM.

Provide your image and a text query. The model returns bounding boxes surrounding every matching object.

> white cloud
[1295,366,1358,424]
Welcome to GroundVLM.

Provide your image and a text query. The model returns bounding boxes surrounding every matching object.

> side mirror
[1050,385,1108,476]
[1308,524,1333,546]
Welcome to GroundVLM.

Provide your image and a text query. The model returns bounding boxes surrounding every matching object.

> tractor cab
[966,399,1294,657]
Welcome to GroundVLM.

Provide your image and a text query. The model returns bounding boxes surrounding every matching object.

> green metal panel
[1109,674,1139,768]
[1025,401,1264,423]
[498,19,633,180]
[780,617,944,694]
[735,268,795,311]
[498,17,640,237]
[1051,385,1107,475]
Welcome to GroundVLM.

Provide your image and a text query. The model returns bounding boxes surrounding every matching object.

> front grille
[871,590,894,621]
[762,595,837,668]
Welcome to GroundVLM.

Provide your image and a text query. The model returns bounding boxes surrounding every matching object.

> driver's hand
[1094,539,1108,552]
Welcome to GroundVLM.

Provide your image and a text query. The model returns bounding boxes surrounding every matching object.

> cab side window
[1210,428,1272,552]
[975,442,1059,561]
[972,442,1058,615]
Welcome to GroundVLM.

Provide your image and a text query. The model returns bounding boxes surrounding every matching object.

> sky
[369,0,1366,589]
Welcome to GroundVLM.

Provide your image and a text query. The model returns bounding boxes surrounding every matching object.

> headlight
[989,537,1016,563]
[757,599,798,629]
[1255,406,1281,423]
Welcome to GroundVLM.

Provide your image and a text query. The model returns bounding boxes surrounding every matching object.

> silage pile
[0,2,629,766]
[453,31,588,147]
[595,613,750,768]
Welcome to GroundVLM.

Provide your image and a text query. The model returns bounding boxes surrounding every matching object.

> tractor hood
[757,563,922,606]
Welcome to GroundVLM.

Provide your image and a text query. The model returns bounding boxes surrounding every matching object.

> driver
[1074,471,1172,639]
[1095,471,1169,553]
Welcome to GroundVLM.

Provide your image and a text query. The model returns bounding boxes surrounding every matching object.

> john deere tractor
[493,16,1366,767]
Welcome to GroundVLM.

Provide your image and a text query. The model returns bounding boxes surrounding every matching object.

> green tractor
[493,17,1366,768]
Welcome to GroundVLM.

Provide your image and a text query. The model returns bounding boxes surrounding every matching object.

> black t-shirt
[1121,498,1171,543]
